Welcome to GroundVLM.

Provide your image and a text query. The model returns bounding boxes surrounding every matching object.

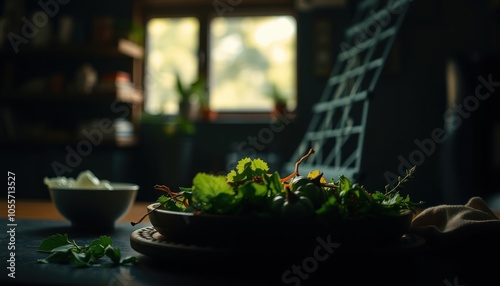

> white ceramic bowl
[48,183,139,230]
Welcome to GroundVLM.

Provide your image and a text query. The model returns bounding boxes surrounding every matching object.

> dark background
[1,0,500,210]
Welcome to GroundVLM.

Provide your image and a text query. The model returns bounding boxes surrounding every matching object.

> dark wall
[358,0,500,207]
[273,0,500,207]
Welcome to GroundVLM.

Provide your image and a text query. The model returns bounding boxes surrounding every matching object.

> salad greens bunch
[155,158,283,216]
[142,149,424,221]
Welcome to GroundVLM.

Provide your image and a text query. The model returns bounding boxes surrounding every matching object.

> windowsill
[204,111,297,124]
[140,111,297,126]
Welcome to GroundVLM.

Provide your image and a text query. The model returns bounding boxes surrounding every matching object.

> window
[209,16,296,112]
[143,7,297,118]
[145,17,200,115]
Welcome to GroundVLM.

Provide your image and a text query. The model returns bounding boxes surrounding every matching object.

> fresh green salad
[132,149,423,225]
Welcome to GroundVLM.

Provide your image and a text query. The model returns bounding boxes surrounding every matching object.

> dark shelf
[0,38,144,59]
[0,34,144,148]
[0,89,143,104]
[0,135,138,148]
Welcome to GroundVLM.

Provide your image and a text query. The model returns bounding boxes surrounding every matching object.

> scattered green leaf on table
[37,234,138,267]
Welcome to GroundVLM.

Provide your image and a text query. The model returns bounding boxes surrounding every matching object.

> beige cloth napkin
[409,196,500,253]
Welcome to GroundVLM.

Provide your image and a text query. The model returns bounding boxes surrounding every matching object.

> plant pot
[271,103,287,120]
[179,100,192,119]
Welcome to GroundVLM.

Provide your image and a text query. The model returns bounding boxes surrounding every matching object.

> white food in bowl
[44,170,113,190]
[44,171,139,229]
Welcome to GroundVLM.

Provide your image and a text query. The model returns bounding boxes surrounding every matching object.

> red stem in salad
[130,185,189,226]
[281,148,315,183]
[130,202,164,226]
[154,184,189,208]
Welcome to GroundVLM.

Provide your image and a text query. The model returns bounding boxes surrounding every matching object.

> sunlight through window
[209,16,297,112]
[145,18,199,115]
[145,15,296,116]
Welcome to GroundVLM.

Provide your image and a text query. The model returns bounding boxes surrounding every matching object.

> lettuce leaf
[191,172,239,214]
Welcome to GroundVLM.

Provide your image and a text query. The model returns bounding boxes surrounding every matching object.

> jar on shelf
[75,63,97,94]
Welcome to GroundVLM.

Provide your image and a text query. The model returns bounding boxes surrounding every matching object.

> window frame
[136,0,298,123]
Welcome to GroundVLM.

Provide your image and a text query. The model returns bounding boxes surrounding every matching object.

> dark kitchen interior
[2,1,500,285]
[2,0,500,208]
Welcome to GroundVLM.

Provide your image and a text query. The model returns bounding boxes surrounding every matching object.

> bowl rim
[147,203,194,216]
[147,202,414,220]
[49,182,139,191]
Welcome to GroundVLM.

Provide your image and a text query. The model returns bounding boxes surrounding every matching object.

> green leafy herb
[226,157,269,185]
[316,167,424,219]
[384,165,416,195]
[139,158,282,217]
[191,172,239,214]
[132,149,424,223]
[37,234,138,267]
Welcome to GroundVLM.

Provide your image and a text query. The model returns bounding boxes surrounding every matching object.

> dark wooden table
[0,199,151,224]
[1,208,500,285]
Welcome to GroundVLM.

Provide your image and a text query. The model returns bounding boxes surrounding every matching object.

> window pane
[145,18,199,115]
[209,16,297,112]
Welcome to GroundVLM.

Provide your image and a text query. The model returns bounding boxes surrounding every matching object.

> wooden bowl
[146,203,413,254]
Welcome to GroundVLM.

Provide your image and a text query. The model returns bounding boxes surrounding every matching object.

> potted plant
[175,72,209,121]
[268,83,287,119]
